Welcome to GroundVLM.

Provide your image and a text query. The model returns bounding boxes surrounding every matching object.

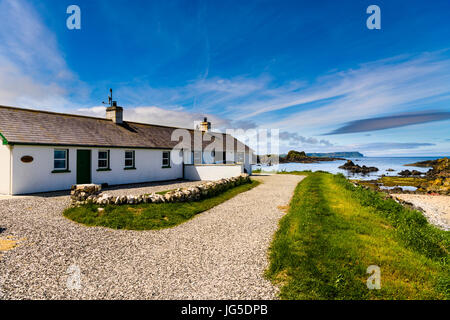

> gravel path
[0,174,303,299]
[394,194,450,231]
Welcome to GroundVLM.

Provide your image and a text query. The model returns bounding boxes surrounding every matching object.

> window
[98,150,110,169]
[124,150,135,169]
[162,151,171,168]
[54,149,68,170]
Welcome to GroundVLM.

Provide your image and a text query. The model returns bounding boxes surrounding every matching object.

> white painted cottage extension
[0,105,255,195]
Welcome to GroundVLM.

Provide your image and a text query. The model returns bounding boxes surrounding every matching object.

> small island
[258,150,346,165]
[339,160,379,174]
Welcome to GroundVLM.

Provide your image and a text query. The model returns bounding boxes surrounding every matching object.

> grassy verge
[266,172,449,299]
[64,179,260,230]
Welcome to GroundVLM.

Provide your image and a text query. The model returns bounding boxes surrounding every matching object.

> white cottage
[0,105,255,195]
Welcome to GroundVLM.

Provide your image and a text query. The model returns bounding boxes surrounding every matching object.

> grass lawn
[266,172,449,299]
[64,179,260,230]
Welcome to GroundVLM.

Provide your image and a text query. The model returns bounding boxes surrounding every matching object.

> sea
[253,157,446,180]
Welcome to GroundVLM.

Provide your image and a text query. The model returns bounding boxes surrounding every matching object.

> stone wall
[70,174,251,207]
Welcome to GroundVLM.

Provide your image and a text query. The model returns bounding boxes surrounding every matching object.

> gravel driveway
[0,174,303,299]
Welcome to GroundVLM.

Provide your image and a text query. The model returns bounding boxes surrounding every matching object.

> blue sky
[0,0,449,156]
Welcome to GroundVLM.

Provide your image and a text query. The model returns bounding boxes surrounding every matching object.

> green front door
[77,150,91,184]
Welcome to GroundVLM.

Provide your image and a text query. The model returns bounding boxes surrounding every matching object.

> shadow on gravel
[0,227,6,234]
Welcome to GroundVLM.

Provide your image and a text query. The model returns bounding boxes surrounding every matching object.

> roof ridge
[0,104,226,135]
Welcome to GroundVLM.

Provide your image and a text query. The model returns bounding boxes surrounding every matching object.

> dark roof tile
[0,106,251,152]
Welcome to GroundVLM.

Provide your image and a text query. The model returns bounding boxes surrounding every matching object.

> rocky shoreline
[353,182,449,231]
[354,157,449,196]
[393,194,449,231]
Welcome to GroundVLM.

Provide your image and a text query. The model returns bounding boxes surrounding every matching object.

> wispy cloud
[77,105,258,130]
[356,142,435,150]
[325,111,450,135]
[112,52,450,138]
[0,0,85,109]
[280,131,333,146]
[262,53,450,133]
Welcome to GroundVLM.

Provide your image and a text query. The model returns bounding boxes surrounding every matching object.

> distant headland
[258,150,363,165]
[306,152,364,158]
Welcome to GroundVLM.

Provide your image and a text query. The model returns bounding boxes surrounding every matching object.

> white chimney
[106,101,123,124]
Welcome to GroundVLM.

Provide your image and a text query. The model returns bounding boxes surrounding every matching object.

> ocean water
[253,157,444,180]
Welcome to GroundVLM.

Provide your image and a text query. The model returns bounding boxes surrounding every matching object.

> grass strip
[266,172,449,300]
[64,179,260,230]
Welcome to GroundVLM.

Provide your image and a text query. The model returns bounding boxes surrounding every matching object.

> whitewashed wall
[184,164,243,181]
[11,146,77,195]
[91,148,183,186]
[0,144,11,194]
[10,145,183,195]
[7,145,253,195]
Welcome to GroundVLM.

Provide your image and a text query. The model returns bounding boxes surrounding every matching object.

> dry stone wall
[70,174,251,207]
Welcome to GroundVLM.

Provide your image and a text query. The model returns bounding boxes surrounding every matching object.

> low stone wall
[70,174,251,207]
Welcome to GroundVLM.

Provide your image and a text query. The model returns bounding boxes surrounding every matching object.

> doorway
[76,150,91,184]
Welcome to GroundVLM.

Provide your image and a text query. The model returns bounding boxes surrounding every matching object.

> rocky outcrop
[416,158,450,195]
[339,160,378,174]
[398,170,423,176]
[70,174,251,207]
[258,150,344,165]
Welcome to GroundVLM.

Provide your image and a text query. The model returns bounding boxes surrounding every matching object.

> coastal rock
[406,158,450,195]
[338,160,378,174]
[399,170,423,176]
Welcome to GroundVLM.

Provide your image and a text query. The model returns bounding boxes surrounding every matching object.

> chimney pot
[198,117,211,132]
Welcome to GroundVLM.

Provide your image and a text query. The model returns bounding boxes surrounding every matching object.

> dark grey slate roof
[0,105,252,152]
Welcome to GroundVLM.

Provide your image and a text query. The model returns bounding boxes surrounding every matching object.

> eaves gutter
[6,141,181,150]
[4,141,253,153]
